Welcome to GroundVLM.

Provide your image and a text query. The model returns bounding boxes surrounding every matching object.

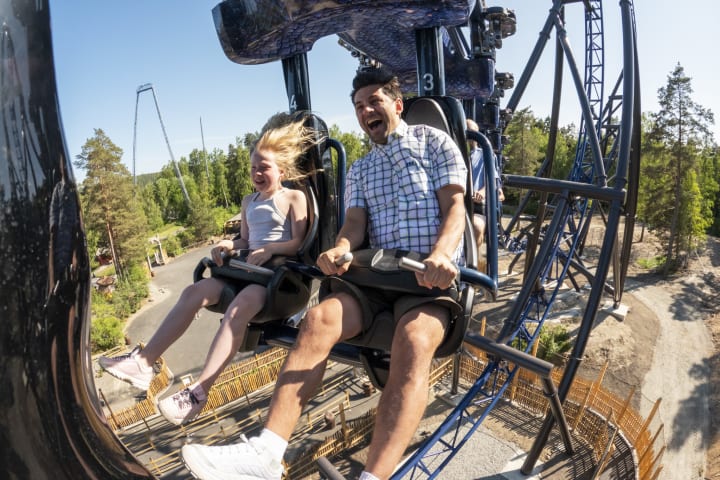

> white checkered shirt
[346,120,467,261]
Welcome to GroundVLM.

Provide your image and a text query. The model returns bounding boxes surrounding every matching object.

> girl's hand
[211,240,234,265]
[247,247,271,266]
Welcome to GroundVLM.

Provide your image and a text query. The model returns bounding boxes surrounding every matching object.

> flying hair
[253,115,325,182]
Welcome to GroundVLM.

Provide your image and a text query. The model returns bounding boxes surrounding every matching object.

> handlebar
[398,257,496,293]
[212,252,353,281]
[227,258,275,277]
[206,250,495,295]
[316,456,346,480]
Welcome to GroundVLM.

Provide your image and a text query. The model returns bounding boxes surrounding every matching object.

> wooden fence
[102,348,287,430]
[100,343,664,479]
[285,349,664,480]
[461,344,664,480]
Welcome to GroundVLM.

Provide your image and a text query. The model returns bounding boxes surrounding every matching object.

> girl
[99,115,322,425]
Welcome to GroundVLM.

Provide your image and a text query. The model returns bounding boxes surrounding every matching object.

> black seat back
[329,97,479,388]
[401,96,476,358]
[403,95,475,219]
[194,112,335,349]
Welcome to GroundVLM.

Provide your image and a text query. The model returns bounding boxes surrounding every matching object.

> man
[182,67,468,480]
[467,118,504,269]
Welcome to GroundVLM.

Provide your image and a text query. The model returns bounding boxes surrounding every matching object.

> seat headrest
[404,97,452,135]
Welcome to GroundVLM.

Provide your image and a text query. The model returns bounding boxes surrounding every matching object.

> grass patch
[637,255,665,270]
[154,223,184,239]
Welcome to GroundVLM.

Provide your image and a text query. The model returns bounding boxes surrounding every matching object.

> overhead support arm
[282,53,312,112]
[415,27,445,96]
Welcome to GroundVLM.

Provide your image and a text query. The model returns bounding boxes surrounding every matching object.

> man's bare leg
[473,213,487,272]
[264,293,364,440]
[363,304,448,479]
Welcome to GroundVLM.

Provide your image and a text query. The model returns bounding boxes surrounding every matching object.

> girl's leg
[138,277,225,369]
[195,283,267,394]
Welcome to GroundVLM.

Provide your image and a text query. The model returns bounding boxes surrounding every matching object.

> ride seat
[194,180,319,320]
[230,100,480,388]
[193,112,335,351]
[403,95,479,353]
[318,96,478,389]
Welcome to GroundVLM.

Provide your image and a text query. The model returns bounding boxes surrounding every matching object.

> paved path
[96,246,254,406]
[630,276,713,480]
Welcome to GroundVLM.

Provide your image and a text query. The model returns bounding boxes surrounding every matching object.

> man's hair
[350,66,402,103]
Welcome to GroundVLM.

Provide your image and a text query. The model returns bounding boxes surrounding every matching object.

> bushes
[90,290,125,351]
[91,315,124,352]
[89,264,150,353]
[175,229,193,249]
[537,323,572,362]
[511,323,573,365]
[163,235,183,257]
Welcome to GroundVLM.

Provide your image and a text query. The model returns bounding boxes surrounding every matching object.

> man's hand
[416,252,457,290]
[472,189,486,204]
[316,247,353,275]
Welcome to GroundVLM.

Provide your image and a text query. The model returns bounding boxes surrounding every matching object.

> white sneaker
[157,384,207,425]
[181,435,284,480]
[98,346,154,390]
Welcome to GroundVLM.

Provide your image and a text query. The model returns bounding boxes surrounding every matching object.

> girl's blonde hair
[253,114,325,182]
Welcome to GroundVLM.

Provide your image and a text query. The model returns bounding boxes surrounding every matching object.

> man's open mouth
[367,119,383,131]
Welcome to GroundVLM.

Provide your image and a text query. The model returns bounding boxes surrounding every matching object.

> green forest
[75,64,718,351]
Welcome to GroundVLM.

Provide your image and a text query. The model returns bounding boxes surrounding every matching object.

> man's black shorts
[320,275,463,339]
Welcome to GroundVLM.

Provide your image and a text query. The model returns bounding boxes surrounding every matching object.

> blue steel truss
[393,1,640,477]
[211,1,640,478]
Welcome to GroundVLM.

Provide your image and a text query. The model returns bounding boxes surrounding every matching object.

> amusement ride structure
[0,0,639,478]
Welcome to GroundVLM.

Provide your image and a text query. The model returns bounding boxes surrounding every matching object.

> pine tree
[643,63,716,273]
[503,107,545,204]
[224,140,253,205]
[187,173,216,242]
[329,125,370,168]
[74,129,149,280]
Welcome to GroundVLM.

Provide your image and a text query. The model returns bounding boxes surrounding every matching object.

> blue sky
[50,1,719,179]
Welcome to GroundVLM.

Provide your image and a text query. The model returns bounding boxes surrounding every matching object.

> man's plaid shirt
[345,120,467,261]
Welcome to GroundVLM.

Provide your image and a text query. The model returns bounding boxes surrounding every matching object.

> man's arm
[316,206,367,275]
[419,184,465,289]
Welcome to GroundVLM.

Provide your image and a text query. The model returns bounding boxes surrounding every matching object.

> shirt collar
[391,120,409,140]
[373,120,408,150]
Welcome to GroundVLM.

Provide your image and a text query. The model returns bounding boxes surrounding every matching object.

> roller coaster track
[0,1,640,478]
[392,0,640,477]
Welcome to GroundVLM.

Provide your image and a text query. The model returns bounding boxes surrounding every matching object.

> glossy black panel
[0,1,154,478]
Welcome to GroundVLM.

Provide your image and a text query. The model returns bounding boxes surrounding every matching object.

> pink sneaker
[157,384,208,425]
[98,346,154,390]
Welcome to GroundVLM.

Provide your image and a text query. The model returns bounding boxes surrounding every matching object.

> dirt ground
[616,229,720,480]
[510,228,719,479]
